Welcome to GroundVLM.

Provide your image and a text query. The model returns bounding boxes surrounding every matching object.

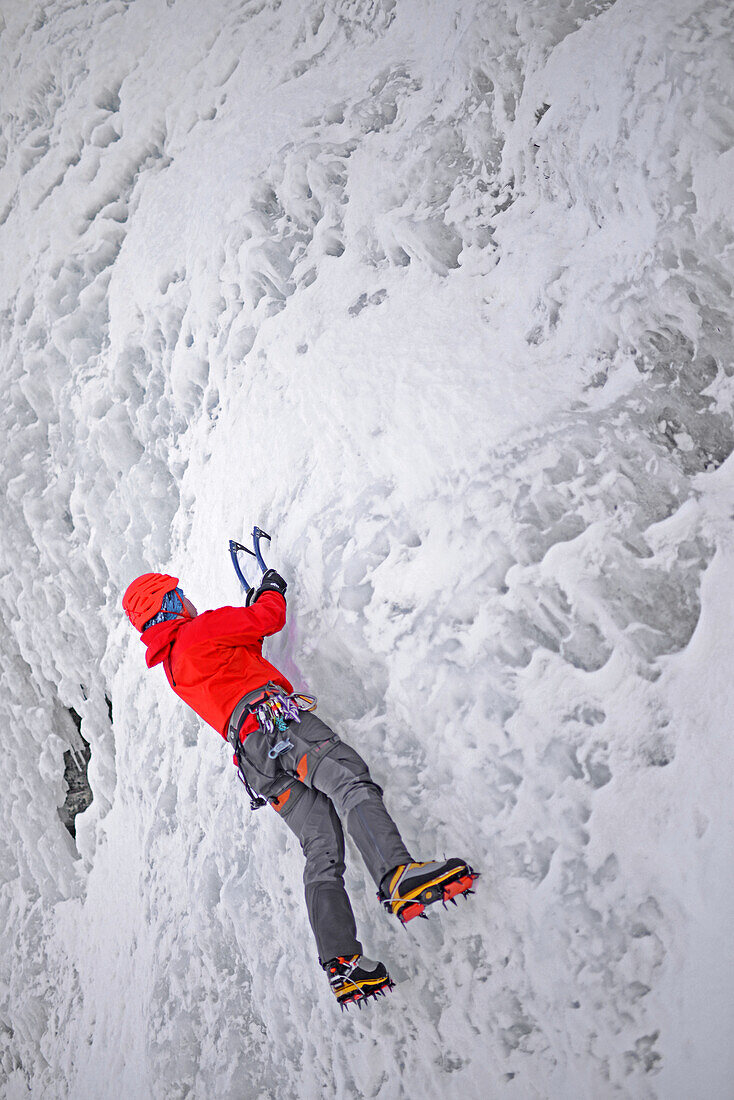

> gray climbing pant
[235,708,413,962]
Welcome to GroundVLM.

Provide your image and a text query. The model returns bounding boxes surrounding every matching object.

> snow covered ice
[1,0,734,1095]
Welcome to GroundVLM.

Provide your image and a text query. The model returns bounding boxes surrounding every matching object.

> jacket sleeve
[194,593,286,646]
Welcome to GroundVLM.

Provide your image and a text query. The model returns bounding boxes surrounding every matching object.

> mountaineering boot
[323,954,394,1008]
[378,858,479,923]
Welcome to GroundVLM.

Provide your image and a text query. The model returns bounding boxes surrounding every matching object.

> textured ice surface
[1,0,733,1097]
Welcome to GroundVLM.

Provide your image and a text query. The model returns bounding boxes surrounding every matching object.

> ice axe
[229,526,271,600]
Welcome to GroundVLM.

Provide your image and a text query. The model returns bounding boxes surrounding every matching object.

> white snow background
[1,0,733,1096]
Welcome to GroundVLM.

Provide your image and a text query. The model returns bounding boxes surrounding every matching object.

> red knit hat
[122,572,179,632]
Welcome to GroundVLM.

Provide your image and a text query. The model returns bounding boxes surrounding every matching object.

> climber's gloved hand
[246,569,287,605]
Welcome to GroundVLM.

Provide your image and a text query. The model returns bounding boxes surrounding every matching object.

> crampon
[335,978,395,1011]
[379,859,480,924]
[324,955,394,1010]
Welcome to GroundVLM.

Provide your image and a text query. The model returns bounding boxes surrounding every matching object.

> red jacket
[143,592,293,739]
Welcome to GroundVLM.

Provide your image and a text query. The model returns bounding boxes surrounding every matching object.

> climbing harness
[227,682,317,810]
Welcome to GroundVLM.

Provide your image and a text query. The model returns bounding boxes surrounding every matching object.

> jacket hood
[142,617,185,669]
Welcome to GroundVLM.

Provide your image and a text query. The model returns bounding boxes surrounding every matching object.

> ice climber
[122,568,477,1007]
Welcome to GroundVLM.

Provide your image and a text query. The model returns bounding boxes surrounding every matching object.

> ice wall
[1,0,733,1097]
